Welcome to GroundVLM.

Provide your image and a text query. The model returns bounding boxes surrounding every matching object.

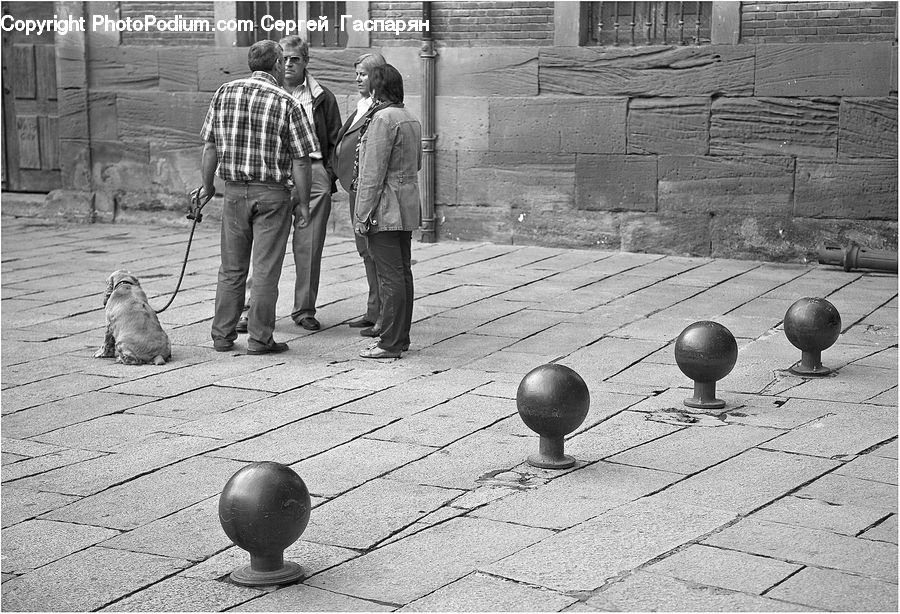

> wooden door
[1,1,61,192]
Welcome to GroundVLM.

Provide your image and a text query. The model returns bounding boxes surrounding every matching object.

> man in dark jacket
[237,36,342,334]
[280,35,342,331]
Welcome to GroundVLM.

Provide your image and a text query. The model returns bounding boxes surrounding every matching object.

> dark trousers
[349,191,381,323]
[212,182,292,349]
[367,230,413,352]
[291,160,332,320]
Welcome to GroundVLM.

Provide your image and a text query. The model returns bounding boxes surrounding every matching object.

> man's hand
[198,185,216,203]
[354,220,368,236]
[293,193,310,228]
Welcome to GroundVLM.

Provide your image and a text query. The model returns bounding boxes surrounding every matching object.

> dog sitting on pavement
[95,270,171,365]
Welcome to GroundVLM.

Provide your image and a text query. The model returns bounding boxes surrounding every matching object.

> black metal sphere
[219,461,311,557]
[674,321,738,383]
[516,364,590,438]
[784,297,841,352]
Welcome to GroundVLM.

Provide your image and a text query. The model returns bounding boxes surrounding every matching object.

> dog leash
[153,187,214,314]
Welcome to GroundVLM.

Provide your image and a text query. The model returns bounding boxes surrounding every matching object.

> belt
[225,180,287,187]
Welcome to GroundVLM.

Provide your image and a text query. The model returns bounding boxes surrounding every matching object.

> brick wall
[120,2,215,45]
[370,1,554,46]
[742,1,897,43]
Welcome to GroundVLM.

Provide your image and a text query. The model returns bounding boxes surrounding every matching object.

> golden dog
[95,270,171,365]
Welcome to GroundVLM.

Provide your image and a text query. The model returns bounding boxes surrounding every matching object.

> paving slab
[126,384,273,419]
[792,472,898,513]
[0,445,105,483]
[1,217,895,612]
[232,583,395,611]
[179,539,357,583]
[0,546,189,612]
[703,518,898,582]
[400,571,578,612]
[1,390,150,438]
[32,412,186,451]
[752,495,889,536]
[167,385,371,441]
[471,460,680,529]
[834,454,897,486]
[206,409,394,464]
[568,409,684,461]
[303,477,465,550]
[364,393,517,448]
[764,405,897,458]
[607,423,781,475]
[585,571,812,612]
[41,455,245,530]
[100,495,228,561]
[643,543,801,594]
[860,513,898,544]
[288,438,437,498]
[306,516,553,605]
[1,519,120,574]
[99,576,264,612]
[651,448,839,514]
[482,497,736,593]
[764,566,898,612]
[19,432,222,496]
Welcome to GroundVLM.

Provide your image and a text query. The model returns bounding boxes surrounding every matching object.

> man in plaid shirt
[199,39,318,355]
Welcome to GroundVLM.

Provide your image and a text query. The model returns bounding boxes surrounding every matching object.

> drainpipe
[419,1,437,242]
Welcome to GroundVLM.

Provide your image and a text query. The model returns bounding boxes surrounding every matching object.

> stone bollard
[784,297,841,376]
[219,461,311,586]
[674,321,738,409]
[516,364,590,469]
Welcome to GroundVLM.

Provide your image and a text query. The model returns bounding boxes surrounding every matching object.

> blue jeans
[212,182,292,349]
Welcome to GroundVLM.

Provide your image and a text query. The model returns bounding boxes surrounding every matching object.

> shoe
[247,341,289,355]
[296,316,321,331]
[235,314,248,334]
[348,316,375,328]
[214,341,234,352]
[359,346,401,359]
[360,326,382,337]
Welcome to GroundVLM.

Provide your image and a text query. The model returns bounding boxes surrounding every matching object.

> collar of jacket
[250,71,279,86]
[293,72,323,101]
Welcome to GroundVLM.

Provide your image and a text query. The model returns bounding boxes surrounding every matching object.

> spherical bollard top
[516,363,590,438]
[674,321,738,384]
[784,297,841,353]
[219,461,311,560]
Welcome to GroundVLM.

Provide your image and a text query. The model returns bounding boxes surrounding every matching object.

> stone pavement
[1,213,897,612]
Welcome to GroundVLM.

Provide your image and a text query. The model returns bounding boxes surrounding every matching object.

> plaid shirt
[200,71,317,185]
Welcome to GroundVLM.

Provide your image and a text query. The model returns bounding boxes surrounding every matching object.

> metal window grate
[235,2,346,47]
[586,2,712,46]
[307,2,347,47]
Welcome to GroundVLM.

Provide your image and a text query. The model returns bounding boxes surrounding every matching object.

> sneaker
[359,346,401,359]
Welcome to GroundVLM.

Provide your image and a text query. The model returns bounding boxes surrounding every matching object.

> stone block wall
[54,1,898,262]
[426,42,897,261]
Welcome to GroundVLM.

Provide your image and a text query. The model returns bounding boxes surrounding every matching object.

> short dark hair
[248,40,281,72]
[279,35,308,61]
[371,64,404,104]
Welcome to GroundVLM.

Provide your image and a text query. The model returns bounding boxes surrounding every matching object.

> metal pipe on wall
[419,1,437,243]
